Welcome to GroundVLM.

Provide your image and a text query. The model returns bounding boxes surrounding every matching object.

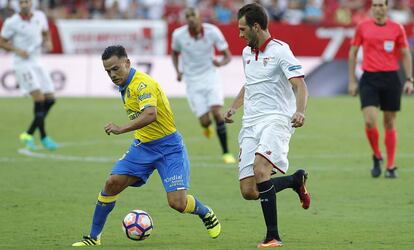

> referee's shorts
[359,71,402,111]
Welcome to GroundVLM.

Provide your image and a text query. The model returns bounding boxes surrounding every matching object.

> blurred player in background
[0,0,57,151]
[72,45,221,247]
[348,0,413,178]
[172,7,236,164]
[225,3,310,248]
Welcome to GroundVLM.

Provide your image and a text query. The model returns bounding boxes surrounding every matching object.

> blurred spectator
[89,0,105,19]
[0,0,15,20]
[140,0,165,19]
[197,0,215,22]
[334,1,352,25]
[213,0,233,24]
[264,0,286,21]
[389,0,413,24]
[3,0,412,25]
[105,0,131,19]
[304,0,324,24]
[281,0,305,25]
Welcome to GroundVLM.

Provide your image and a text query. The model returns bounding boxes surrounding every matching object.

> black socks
[257,180,280,241]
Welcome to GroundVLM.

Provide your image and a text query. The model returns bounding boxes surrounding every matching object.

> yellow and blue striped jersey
[119,68,176,142]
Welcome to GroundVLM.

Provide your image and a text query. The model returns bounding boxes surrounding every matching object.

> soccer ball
[122,210,153,241]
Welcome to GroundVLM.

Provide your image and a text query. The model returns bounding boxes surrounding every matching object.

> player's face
[103,56,131,86]
[372,0,388,20]
[19,0,32,15]
[185,9,201,30]
[238,16,259,49]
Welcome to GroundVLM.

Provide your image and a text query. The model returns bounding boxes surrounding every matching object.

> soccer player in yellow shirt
[72,45,221,247]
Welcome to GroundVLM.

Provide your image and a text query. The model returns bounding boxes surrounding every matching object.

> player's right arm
[224,86,245,123]
[348,45,359,96]
[105,107,157,135]
[171,30,183,82]
[171,50,183,81]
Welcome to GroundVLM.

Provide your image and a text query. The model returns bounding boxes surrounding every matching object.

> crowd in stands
[1,0,414,25]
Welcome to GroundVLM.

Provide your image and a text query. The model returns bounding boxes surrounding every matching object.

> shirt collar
[251,37,273,53]
[118,68,136,92]
[188,25,204,39]
[19,13,33,21]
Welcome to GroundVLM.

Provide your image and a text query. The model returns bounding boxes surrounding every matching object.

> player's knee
[240,188,258,200]
[45,98,55,108]
[200,119,211,128]
[104,176,124,195]
[365,122,376,128]
[253,165,269,181]
[168,198,186,212]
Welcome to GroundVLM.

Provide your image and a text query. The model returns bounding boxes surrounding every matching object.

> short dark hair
[101,45,128,60]
[237,3,268,30]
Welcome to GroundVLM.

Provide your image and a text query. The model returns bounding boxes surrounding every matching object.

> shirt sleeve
[212,26,228,51]
[396,24,408,49]
[136,81,157,111]
[39,11,49,32]
[278,46,305,80]
[0,18,14,40]
[171,30,181,52]
[351,23,363,46]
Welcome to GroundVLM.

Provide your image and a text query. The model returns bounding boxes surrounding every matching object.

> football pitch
[0,97,413,249]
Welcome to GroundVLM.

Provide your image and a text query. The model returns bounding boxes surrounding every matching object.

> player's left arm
[104,107,157,135]
[42,30,53,52]
[290,77,308,128]
[213,48,231,67]
[213,26,231,67]
[400,47,414,94]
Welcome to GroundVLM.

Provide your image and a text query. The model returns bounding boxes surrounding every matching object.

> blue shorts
[111,132,190,193]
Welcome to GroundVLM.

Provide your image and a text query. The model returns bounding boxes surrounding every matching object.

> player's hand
[403,81,414,94]
[177,72,183,82]
[104,123,123,135]
[224,108,236,123]
[43,40,53,52]
[213,59,221,67]
[15,49,29,59]
[348,80,358,96]
[291,112,305,128]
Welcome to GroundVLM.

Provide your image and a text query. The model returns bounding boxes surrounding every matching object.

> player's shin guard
[257,180,280,241]
[27,101,46,137]
[183,194,209,218]
[89,192,119,240]
[385,129,397,169]
[44,98,55,117]
[365,127,382,159]
[216,121,229,154]
[271,175,294,193]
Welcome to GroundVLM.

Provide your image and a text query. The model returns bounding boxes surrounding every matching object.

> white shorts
[14,62,54,95]
[185,78,224,117]
[238,119,294,180]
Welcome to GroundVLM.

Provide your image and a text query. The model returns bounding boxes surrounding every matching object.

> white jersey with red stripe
[242,38,304,127]
[0,10,49,66]
[171,23,228,88]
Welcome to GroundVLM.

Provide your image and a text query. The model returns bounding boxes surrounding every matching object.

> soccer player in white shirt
[0,0,57,151]
[172,7,236,164]
[224,3,311,248]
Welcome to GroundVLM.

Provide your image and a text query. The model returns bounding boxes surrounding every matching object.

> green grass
[1,96,414,249]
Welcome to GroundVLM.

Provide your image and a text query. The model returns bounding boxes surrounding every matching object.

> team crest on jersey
[384,41,394,53]
[138,82,147,91]
[126,89,131,98]
[263,57,270,67]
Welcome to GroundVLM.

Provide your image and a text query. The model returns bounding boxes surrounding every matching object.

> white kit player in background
[224,3,310,248]
[171,7,236,164]
[0,0,58,151]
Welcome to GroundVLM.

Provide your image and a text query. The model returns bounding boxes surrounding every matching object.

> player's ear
[125,58,131,68]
